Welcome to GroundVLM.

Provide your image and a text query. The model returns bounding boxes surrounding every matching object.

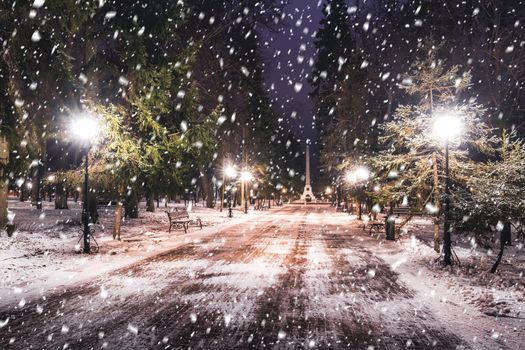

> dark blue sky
[261,0,324,144]
[260,0,325,178]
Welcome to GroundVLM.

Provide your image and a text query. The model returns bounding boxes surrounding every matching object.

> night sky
[261,0,324,177]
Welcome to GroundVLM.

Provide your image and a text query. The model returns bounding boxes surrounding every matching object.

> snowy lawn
[380,216,524,327]
[0,199,264,307]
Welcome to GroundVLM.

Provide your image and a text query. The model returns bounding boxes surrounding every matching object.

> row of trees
[312,0,525,269]
[0,0,305,228]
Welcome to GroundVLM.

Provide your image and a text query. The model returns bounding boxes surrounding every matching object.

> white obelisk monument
[301,144,316,202]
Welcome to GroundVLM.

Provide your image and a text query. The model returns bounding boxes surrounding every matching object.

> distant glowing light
[346,167,369,184]
[346,171,357,184]
[240,171,253,181]
[225,166,237,178]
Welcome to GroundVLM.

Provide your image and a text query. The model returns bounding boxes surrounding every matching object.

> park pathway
[0,205,518,349]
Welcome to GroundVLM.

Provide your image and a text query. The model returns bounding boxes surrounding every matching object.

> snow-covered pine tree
[371,47,495,252]
[453,132,525,272]
[310,0,369,194]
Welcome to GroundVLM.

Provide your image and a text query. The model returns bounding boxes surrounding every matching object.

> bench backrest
[167,209,190,220]
[392,207,410,215]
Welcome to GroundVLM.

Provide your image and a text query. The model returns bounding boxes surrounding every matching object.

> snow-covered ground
[391,216,524,321]
[0,198,261,307]
[0,203,523,349]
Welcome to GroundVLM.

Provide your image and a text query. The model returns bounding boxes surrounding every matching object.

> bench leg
[183,223,188,234]
[169,222,172,234]
[198,219,202,229]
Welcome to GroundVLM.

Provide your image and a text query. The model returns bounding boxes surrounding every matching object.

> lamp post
[220,158,226,212]
[432,112,462,266]
[71,116,100,254]
[224,166,237,218]
[226,185,233,218]
[240,170,252,214]
[345,172,354,214]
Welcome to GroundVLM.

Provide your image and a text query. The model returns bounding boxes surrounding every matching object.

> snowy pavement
[0,205,523,349]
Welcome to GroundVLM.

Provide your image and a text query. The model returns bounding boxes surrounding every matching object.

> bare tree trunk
[0,137,8,229]
[200,166,214,208]
[503,221,512,246]
[19,185,28,202]
[385,203,395,240]
[112,201,123,240]
[87,191,99,224]
[146,189,155,212]
[54,180,68,209]
[125,190,139,218]
[491,221,511,273]
[31,162,43,209]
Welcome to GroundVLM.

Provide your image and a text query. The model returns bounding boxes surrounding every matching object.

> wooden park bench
[254,203,269,211]
[363,214,403,236]
[166,208,202,234]
[364,220,385,235]
[363,213,386,234]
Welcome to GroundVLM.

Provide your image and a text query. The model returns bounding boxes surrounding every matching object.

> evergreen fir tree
[310,0,373,193]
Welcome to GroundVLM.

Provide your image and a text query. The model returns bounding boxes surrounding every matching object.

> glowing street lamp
[240,171,253,182]
[345,166,370,220]
[354,167,370,182]
[432,111,462,266]
[432,113,462,142]
[225,166,237,179]
[71,115,100,254]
